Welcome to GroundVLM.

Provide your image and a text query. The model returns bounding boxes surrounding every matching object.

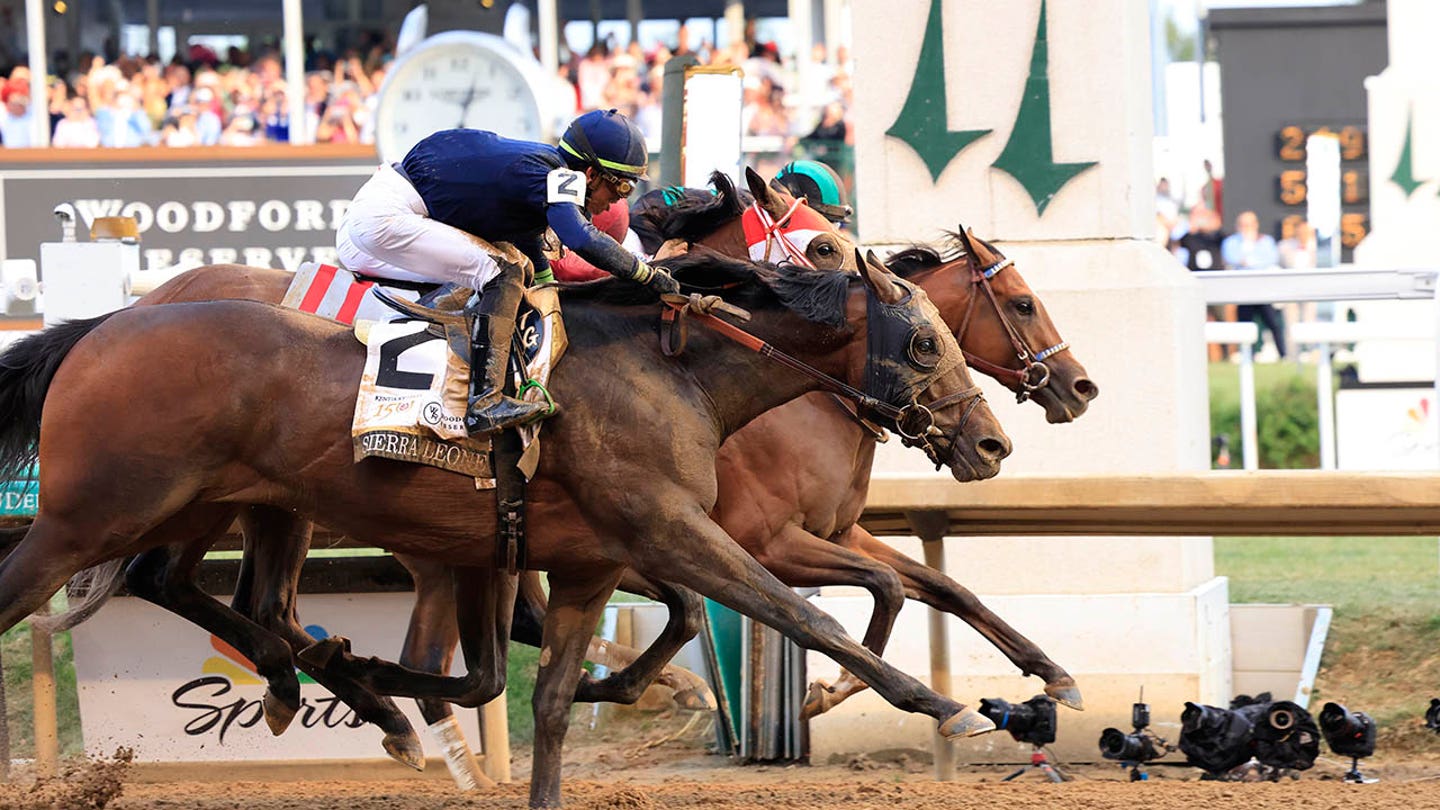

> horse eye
[1013,298,1035,316]
[918,338,936,353]
[815,242,835,256]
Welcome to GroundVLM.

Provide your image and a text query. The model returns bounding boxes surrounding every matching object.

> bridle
[953,233,1070,404]
[743,199,827,270]
[658,293,982,469]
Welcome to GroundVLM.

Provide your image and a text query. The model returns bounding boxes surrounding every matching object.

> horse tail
[30,559,127,634]
[0,313,117,483]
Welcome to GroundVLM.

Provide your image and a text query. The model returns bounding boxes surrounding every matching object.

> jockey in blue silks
[336,109,677,435]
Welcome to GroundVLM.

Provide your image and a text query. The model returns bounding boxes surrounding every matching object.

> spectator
[52,95,101,148]
[95,83,153,147]
[0,78,34,147]
[1175,205,1224,272]
[1155,177,1179,247]
[1278,220,1317,270]
[1222,210,1286,359]
[161,107,203,147]
[806,101,847,142]
[1201,158,1224,220]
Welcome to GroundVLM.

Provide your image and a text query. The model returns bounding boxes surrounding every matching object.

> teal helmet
[770,160,852,224]
[559,109,649,180]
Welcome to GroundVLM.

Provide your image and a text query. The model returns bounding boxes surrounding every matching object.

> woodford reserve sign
[0,145,379,272]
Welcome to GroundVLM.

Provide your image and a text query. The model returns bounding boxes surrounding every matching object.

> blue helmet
[560,109,649,180]
[771,160,852,224]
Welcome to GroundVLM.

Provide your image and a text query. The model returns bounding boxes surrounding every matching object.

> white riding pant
[335,163,501,289]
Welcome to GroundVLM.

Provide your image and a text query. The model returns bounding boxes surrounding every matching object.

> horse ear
[746,166,783,216]
[956,225,982,260]
[859,249,905,304]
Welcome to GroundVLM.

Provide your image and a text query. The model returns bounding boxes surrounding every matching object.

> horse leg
[741,523,906,720]
[124,535,303,735]
[623,505,993,739]
[529,567,624,809]
[297,566,514,708]
[0,516,99,635]
[237,507,426,769]
[572,571,707,708]
[838,526,1083,710]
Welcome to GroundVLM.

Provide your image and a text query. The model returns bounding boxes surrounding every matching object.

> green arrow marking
[885,0,991,182]
[1390,107,1423,198]
[991,0,1097,215]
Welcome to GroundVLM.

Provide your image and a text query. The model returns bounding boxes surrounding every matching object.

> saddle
[280,248,567,486]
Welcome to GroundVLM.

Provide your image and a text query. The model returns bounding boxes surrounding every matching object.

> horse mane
[557,249,853,328]
[884,231,970,279]
[657,171,751,243]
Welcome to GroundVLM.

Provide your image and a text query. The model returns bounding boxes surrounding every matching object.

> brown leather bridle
[953,231,1070,404]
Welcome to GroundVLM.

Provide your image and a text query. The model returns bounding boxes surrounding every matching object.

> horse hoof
[1045,680,1084,711]
[383,731,426,772]
[938,707,996,738]
[262,690,298,736]
[671,685,717,713]
[297,635,350,669]
[801,680,837,721]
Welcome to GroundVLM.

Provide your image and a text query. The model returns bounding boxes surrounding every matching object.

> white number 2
[546,168,586,207]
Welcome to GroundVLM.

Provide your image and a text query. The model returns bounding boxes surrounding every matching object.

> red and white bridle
[741,199,834,269]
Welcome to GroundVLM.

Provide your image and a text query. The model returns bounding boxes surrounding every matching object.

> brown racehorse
[0,250,1010,808]
[58,187,1095,761]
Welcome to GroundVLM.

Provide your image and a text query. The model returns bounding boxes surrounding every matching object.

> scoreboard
[1271,123,1370,249]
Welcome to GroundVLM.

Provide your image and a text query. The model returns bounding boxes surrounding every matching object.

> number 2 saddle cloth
[281,254,566,488]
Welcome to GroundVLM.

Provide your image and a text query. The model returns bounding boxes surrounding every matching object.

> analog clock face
[376,33,545,163]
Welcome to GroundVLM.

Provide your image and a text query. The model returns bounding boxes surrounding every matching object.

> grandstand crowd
[0,23,855,151]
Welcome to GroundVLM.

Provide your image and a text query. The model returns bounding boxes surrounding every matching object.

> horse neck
[568,301,854,441]
[908,260,975,334]
[693,217,750,259]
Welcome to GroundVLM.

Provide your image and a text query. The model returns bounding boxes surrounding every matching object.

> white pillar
[724,0,745,47]
[539,0,559,76]
[788,0,815,129]
[822,0,844,64]
[25,0,50,148]
[283,0,309,144]
[817,0,1219,766]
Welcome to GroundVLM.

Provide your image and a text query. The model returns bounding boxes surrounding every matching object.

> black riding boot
[463,270,551,436]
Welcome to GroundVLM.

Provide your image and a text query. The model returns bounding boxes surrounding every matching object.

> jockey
[335,109,678,436]
[769,160,853,227]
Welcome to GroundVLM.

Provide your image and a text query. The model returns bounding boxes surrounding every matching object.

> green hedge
[1208,362,1322,469]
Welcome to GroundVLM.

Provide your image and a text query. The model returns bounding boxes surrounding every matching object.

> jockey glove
[634,261,680,295]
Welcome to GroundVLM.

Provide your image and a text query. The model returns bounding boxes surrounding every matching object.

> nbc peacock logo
[171,624,366,744]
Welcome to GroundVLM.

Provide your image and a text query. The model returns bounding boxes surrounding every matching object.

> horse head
[846,249,1011,480]
[743,166,857,273]
[888,228,1099,423]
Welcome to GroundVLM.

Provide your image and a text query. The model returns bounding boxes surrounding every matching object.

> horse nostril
[978,436,1011,462]
[1073,377,1099,401]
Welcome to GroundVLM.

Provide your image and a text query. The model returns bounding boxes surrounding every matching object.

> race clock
[375,30,550,164]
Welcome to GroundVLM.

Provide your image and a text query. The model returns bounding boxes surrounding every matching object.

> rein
[659,294,982,464]
[956,254,1070,403]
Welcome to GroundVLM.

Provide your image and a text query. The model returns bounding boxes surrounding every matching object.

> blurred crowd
[0,20,856,153]
[0,39,393,148]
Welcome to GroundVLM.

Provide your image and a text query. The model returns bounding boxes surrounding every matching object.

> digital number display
[1270,123,1370,249]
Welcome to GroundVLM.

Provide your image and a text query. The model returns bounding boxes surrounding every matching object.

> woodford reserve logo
[171,628,364,744]
[69,196,351,272]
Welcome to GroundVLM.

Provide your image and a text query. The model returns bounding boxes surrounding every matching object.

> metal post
[282,0,309,144]
[1318,342,1336,470]
[146,0,159,59]
[539,0,559,77]
[31,606,58,778]
[626,0,642,46]
[1239,340,1258,471]
[25,0,50,148]
[905,510,953,781]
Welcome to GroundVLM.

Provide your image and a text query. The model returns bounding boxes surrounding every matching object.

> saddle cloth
[280,260,566,485]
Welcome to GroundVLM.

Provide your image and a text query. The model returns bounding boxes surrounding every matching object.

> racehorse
[46,171,1096,767]
[0,249,1010,808]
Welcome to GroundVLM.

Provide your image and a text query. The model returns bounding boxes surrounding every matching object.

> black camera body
[1319,702,1376,758]
[1180,697,1320,777]
[979,695,1057,746]
[1100,701,1165,764]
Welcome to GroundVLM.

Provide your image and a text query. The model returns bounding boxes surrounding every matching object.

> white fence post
[1204,320,1260,470]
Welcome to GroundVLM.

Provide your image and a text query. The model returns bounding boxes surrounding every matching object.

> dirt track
[106,771,1440,810]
